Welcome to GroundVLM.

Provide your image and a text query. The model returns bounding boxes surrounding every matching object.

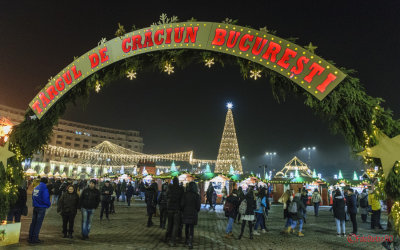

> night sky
[1,1,399,179]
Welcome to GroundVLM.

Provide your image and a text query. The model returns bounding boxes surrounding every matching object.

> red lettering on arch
[174,27,185,43]
[262,42,281,62]
[143,32,154,48]
[251,37,268,55]
[211,28,227,46]
[165,28,172,44]
[99,47,109,63]
[71,66,82,80]
[122,37,131,53]
[55,77,65,91]
[227,31,240,48]
[39,92,50,107]
[277,48,297,69]
[89,53,99,68]
[290,56,310,74]
[316,73,337,93]
[184,27,199,43]
[304,63,325,83]
[238,34,254,52]
[154,30,164,45]
[62,71,72,85]
[132,35,143,50]
[31,101,42,114]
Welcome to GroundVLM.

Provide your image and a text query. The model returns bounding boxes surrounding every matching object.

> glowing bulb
[226,102,233,109]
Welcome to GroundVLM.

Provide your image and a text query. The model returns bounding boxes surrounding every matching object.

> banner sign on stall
[30,22,346,119]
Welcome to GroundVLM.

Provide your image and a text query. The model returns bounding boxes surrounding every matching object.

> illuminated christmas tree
[215,103,243,174]
[353,171,358,180]
[205,163,211,173]
[265,172,269,180]
[312,169,317,178]
[295,169,299,178]
[229,165,235,175]
[142,167,148,176]
[171,161,177,172]
[338,170,343,179]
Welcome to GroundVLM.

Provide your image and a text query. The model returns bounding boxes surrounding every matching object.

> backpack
[223,201,234,213]
[239,199,247,214]
[360,195,368,208]
[288,201,298,213]
[312,193,321,203]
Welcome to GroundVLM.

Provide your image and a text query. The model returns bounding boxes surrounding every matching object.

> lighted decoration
[250,69,262,80]
[215,103,243,174]
[120,166,124,174]
[205,163,211,173]
[0,141,15,168]
[156,169,160,176]
[265,172,269,180]
[171,161,177,172]
[358,132,400,177]
[353,171,358,181]
[305,42,318,53]
[295,169,299,178]
[338,170,343,179]
[229,165,235,175]
[142,167,148,176]
[164,63,174,75]
[204,58,215,68]
[126,70,137,80]
[312,169,317,178]
[98,37,107,46]
[334,174,338,179]
[317,173,322,179]
[95,81,101,93]
[133,167,137,175]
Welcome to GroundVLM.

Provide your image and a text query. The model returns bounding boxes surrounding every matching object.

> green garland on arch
[2,13,400,221]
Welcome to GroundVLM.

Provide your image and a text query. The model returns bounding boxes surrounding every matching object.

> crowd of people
[5,176,397,249]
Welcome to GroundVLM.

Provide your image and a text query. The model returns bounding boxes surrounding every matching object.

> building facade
[0,104,144,164]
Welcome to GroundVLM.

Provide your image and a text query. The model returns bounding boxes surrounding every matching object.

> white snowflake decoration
[164,63,174,75]
[98,37,107,46]
[152,13,179,26]
[259,26,269,32]
[126,70,137,80]
[95,82,101,93]
[222,18,234,24]
[48,76,53,82]
[204,58,215,68]
[250,69,262,80]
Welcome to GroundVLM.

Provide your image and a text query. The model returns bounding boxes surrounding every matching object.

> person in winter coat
[7,184,27,223]
[116,181,121,202]
[300,188,308,223]
[57,185,80,238]
[121,179,127,202]
[100,180,113,221]
[358,189,369,223]
[180,182,201,249]
[126,182,134,206]
[254,187,268,235]
[332,189,346,236]
[80,179,101,240]
[145,182,158,227]
[311,189,322,216]
[28,177,51,244]
[287,192,306,237]
[222,186,228,204]
[238,186,257,240]
[165,177,184,247]
[139,181,146,200]
[52,179,62,205]
[279,189,293,233]
[345,188,358,235]
[206,185,215,210]
[224,189,240,238]
[236,187,245,223]
[368,188,383,230]
[158,183,168,229]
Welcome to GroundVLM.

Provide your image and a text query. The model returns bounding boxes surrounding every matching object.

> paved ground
[4,197,392,250]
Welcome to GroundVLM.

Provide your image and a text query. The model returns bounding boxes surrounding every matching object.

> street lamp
[302,146,316,163]
[265,152,277,167]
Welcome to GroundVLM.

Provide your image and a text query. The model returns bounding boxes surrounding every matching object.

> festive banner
[29,22,346,119]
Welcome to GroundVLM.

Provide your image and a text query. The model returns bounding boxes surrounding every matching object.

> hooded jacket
[32,182,51,208]
[332,194,346,220]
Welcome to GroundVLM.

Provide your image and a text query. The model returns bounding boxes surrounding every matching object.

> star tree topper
[359,132,400,176]
[0,141,15,168]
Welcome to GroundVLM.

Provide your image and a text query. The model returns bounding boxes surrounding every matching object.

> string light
[250,69,262,80]
[95,81,101,93]
[204,58,215,68]
[126,70,137,80]
[164,63,174,75]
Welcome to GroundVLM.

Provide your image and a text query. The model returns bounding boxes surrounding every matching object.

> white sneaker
[261,229,267,233]
[253,231,260,235]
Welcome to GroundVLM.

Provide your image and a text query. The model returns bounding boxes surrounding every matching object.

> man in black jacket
[165,177,184,246]
[100,180,113,221]
[80,179,100,240]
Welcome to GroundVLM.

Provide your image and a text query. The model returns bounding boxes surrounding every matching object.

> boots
[68,232,73,239]
[188,236,193,249]
[63,233,68,238]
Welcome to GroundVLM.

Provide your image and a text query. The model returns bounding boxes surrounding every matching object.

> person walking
[287,192,306,237]
[311,188,322,216]
[145,183,158,227]
[300,188,308,223]
[126,182,134,206]
[116,181,121,202]
[100,180,113,221]
[158,183,168,229]
[139,181,146,200]
[238,187,256,240]
[221,186,228,204]
[254,187,267,235]
[346,188,358,235]
[57,185,79,238]
[28,177,51,244]
[224,189,240,238]
[52,179,62,205]
[121,179,127,202]
[7,183,27,223]
[180,182,201,249]
[165,177,184,246]
[368,188,383,230]
[236,187,245,223]
[358,189,369,223]
[279,189,293,233]
[80,179,101,240]
[332,189,346,237]
[206,185,215,210]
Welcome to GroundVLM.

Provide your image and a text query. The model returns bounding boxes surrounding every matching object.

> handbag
[22,205,28,216]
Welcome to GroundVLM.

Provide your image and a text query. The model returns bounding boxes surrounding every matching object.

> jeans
[126,195,132,206]
[140,192,145,200]
[285,217,293,228]
[52,194,59,205]
[62,213,76,234]
[254,212,265,230]
[314,202,320,216]
[291,219,303,232]
[335,218,345,234]
[371,209,382,229]
[81,208,95,237]
[349,212,357,233]
[226,217,234,233]
[121,192,125,202]
[7,208,22,223]
[100,201,110,218]
[28,207,46,242]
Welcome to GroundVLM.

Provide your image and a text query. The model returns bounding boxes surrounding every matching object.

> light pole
[302,146,316,165]
[265,152,277,168]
